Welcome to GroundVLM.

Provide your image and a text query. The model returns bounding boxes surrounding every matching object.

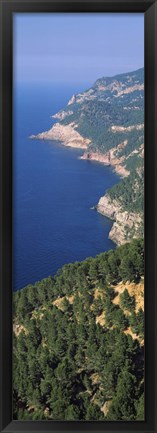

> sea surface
[13,82,120,291]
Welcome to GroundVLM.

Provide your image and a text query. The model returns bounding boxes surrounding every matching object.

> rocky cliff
[30,122,91,149]
[80,148,130,178]
[96,194,143,245]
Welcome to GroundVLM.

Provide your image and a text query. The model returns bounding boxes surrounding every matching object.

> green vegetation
[107,169,144,214]
[13,239,144,421]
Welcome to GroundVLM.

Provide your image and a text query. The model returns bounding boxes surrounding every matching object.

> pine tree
[107,366,136,420]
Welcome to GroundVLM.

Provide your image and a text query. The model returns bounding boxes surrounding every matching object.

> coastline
[80,151,130,178]
[30,121,143,246]
[30,122,132,246]
[30,123,129,178]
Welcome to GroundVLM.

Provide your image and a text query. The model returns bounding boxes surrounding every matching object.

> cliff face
[80,148,130,178]
[96,194,143,245]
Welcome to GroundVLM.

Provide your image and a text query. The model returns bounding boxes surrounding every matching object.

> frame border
[0,1,157,432]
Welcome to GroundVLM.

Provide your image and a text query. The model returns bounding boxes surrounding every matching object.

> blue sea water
[13,82,120,291]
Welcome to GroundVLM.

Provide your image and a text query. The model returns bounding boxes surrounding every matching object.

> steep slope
[13,239,144,421]
[30,68,144,243]
[96,168,144,244]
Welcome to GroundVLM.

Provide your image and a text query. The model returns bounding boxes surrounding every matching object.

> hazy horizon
[13,13,144,86]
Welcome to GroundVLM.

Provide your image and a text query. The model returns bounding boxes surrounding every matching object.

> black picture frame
[0,1,157,432]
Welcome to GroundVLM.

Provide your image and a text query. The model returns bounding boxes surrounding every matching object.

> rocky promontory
[30,122,91,149]
[96,194,142,245]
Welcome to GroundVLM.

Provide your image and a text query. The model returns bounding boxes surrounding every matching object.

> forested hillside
[13,239,144,421]
[56,68,144,162]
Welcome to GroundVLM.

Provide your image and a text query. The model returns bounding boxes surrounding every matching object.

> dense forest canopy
[13,239,144,421]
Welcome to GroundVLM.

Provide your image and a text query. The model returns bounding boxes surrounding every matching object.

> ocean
[13,82,120,291]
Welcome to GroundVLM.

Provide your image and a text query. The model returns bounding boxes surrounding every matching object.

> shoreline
[80,151,129,178]
[30,126,129,178]
[30,122,129,178]
[30,122,136,246]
